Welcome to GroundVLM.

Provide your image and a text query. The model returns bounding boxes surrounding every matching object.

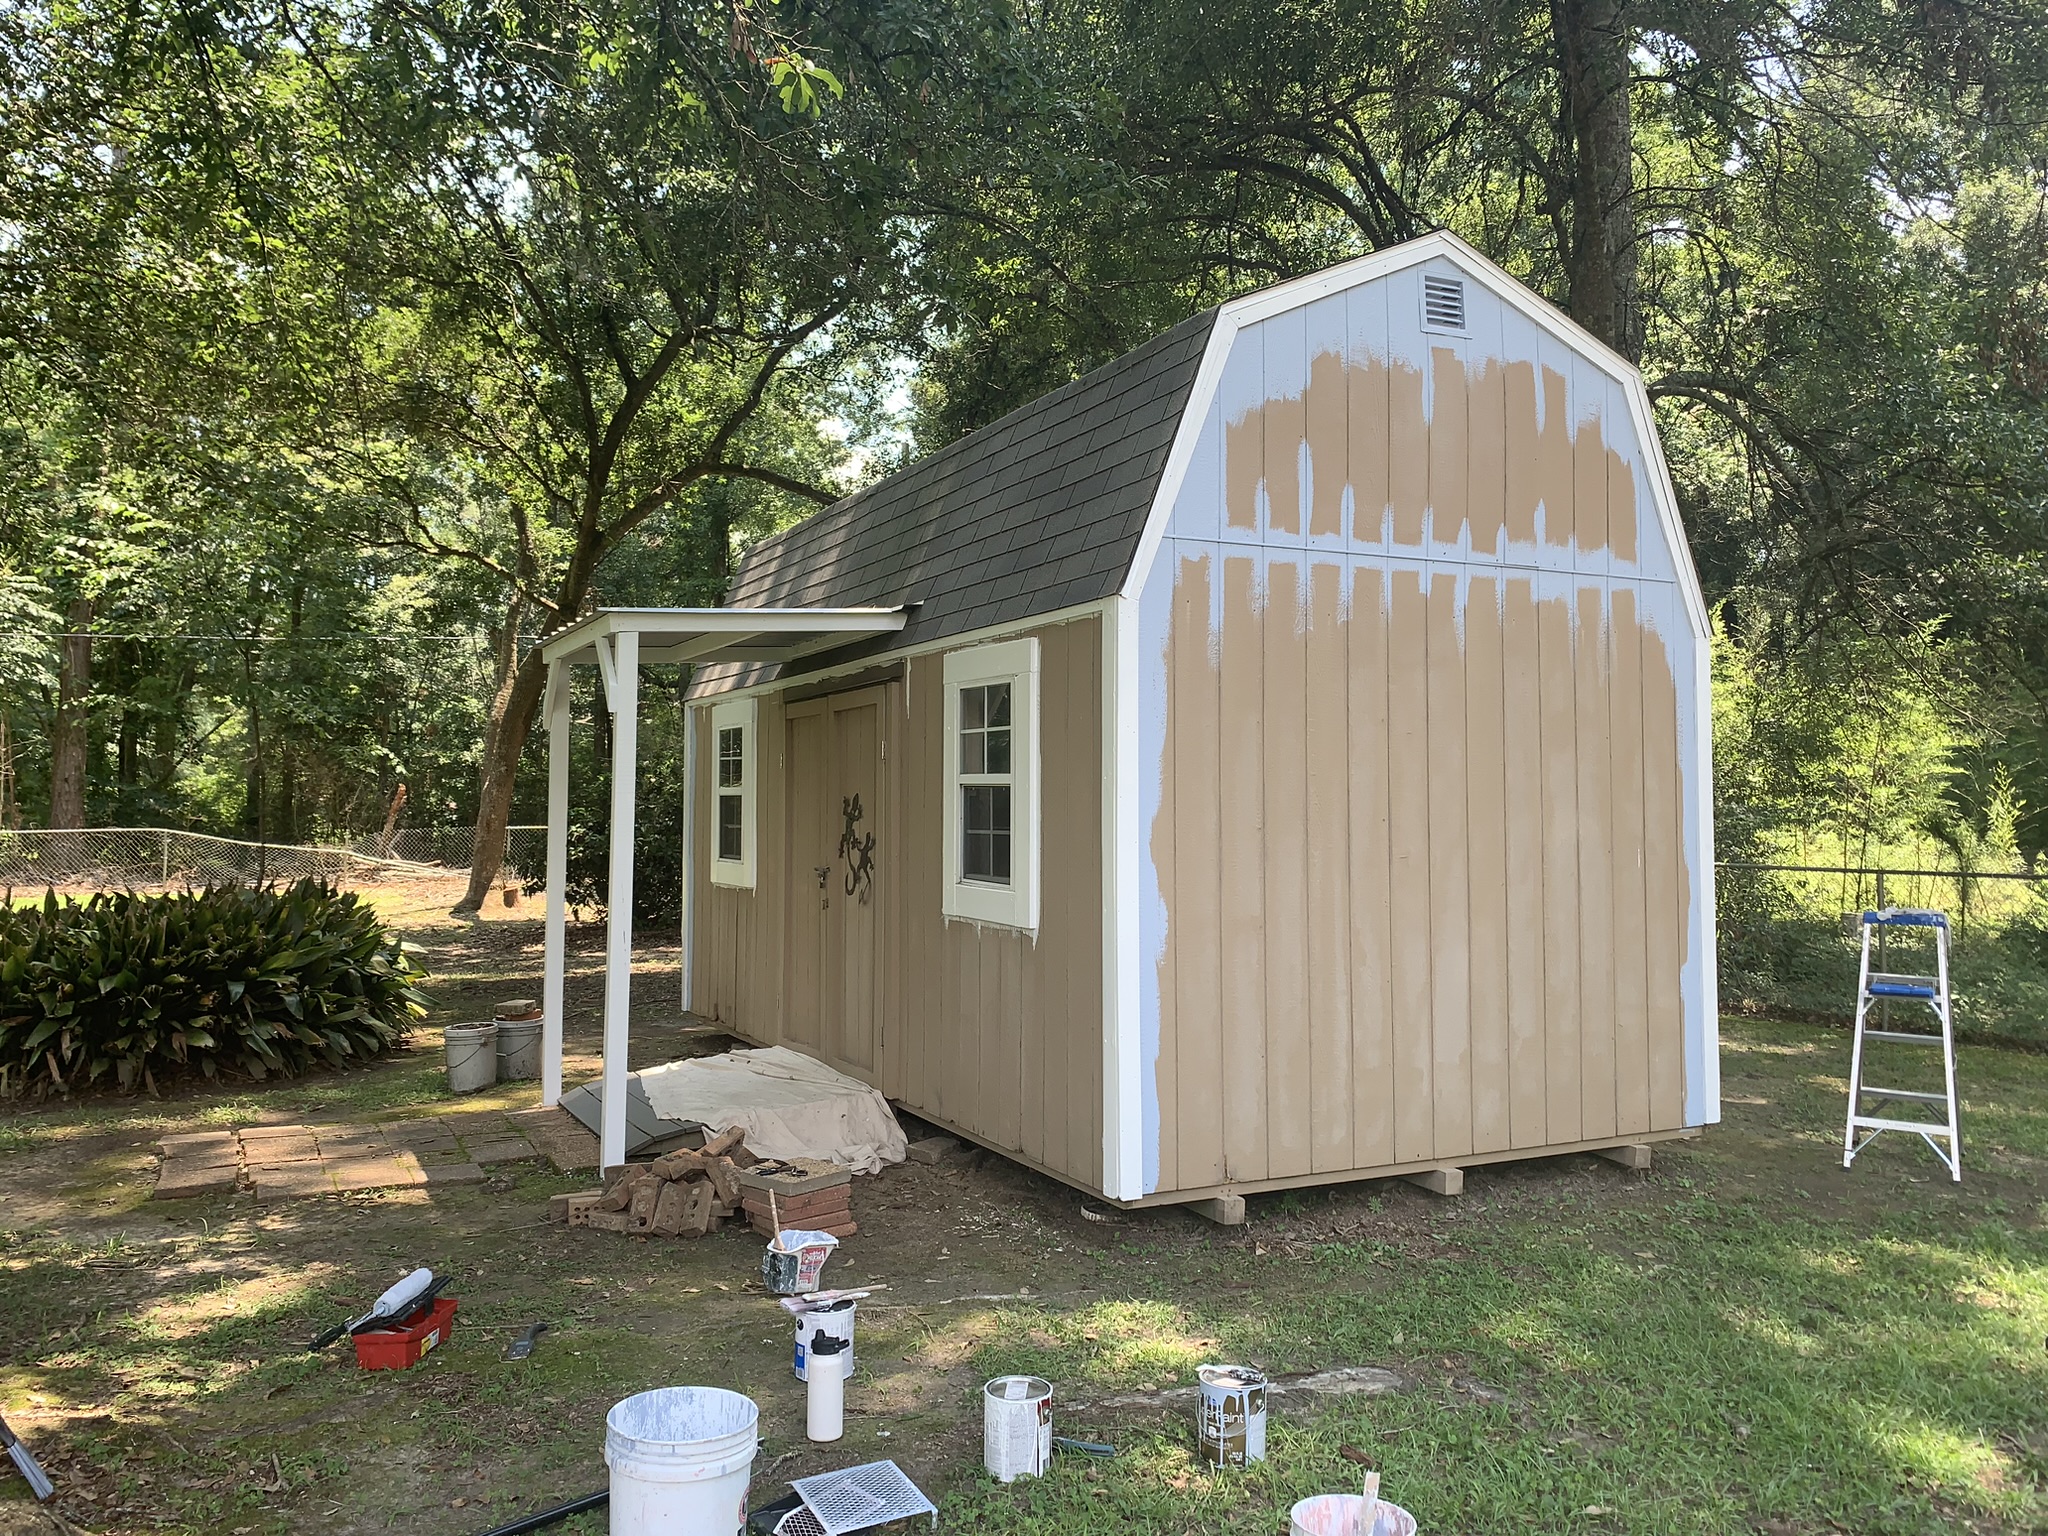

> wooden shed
[540,230,1719,1206]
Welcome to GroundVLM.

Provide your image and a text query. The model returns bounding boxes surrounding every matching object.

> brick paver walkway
[153,1105,598,1201]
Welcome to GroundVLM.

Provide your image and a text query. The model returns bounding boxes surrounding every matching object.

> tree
[235,0,928,911]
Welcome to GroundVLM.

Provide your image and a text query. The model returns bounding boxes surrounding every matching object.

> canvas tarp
[634,1046,908,1174]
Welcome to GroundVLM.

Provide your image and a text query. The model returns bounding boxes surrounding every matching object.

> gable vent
[1422,273,1467,331]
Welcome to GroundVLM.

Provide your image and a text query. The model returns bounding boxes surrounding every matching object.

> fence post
[161,829,170,886]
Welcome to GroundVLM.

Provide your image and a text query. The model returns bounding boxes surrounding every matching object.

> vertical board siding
[1219,556,1269,1182]
[691,616,1104,1192]
[1142,258,1701,1195]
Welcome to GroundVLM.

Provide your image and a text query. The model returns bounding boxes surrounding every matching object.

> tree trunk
[1552,0,1641,360]
[47,597,93,829]
[455,644,549,913]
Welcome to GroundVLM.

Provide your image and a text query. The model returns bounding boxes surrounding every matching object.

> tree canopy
[3,0,2046,885]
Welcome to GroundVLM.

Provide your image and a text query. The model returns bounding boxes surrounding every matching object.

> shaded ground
[2,886,2045,1534]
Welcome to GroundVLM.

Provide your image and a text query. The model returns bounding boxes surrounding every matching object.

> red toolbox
[353,1296,458,1371]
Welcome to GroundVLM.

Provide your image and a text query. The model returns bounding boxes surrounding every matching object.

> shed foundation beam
[1402,1167,1464,1197]
[1188,1193,1246,1227]
[1595,1144,1653,1171]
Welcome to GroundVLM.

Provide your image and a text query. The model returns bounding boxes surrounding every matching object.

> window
[708,697,756,888]
[942,639,1039,928]
[958,682,1013,883]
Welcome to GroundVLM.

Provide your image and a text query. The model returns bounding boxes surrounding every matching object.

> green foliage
[0,881,426,1094]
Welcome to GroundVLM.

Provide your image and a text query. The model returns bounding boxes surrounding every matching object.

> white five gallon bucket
[494,1018,543,1081]
[1196,1364,1268,1467]
[982,1375,1052,1482]
[792,1298,857,1382]
[443,1023,498,1095]
[1289,1494,1419,1536]
[605,1386,759,1536]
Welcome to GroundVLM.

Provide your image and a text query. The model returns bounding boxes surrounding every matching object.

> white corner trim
[1691,641,1722,1124]
[708,695,758,890]
[941,637,1041,932]
[1101,596,1143,1201]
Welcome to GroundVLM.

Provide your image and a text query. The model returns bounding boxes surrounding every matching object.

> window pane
[718,793,743,861]
[961,685,986,730]
[961,731,985,775]
[961,785,1012,885]
[717,727,743,788]
[986,682,1011,728]
[985,727,1010,775]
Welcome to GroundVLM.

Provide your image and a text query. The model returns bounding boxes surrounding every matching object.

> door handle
[815,865,832,889]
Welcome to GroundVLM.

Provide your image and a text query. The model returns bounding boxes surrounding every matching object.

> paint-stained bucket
[604,1386,758,1536]
[791,1298,857,1382]
[443,1023,498,1095]
[1288,1495,1418,1536]
[494,1018,542,1081]
[761,1231,839,1295]
[1196,1364,1267,1467]
[982,1375,1052,1482]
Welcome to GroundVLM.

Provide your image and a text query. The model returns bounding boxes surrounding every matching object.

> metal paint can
[981,1375,1053,1482]
[1196,1364,1267,1467]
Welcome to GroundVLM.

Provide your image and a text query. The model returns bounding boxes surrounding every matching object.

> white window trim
[708,696,757,889]
[942,638,1040,930]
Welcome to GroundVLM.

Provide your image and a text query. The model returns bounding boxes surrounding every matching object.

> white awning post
[600,630,639,1171]
[680,690,696,1016]
[540,660,571,1108]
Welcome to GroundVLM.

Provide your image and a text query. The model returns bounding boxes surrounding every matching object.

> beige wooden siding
[1140,261,1699,1196]
[691,615,1104,1192]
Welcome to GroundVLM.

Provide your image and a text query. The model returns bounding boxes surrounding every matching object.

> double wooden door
[783,686,890,1081]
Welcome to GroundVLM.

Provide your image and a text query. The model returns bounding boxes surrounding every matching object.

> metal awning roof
[539,606,907,669]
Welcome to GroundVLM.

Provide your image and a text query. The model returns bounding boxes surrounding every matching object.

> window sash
[716,793,744,862]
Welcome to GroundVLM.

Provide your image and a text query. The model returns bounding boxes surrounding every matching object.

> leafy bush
[0,881,427,1094]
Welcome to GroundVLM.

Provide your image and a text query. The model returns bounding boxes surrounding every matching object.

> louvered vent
[1423,273,1467,331]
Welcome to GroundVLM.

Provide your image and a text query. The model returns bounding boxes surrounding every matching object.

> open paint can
[982,1375,1052,1482]
[1196,1364,1268,1467]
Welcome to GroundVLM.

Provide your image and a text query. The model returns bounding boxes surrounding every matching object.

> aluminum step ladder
[1844,907,1960,1181]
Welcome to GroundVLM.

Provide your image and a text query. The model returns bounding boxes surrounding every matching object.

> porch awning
[535,603,907,1173]
[539,605,907,670]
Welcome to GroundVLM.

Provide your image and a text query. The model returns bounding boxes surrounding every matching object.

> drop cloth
[635,1046,907,1174]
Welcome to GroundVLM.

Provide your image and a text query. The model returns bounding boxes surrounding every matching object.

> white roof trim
[540,605,907,668]
[1120,230,1711,642]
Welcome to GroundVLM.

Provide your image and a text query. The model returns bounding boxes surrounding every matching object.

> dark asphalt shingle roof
[690,307,1218,694]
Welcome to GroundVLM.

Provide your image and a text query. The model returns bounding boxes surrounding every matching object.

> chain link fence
[0,825,546,892]
[1717,859,2048,1046]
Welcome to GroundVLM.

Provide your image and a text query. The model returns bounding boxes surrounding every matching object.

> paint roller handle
[352,1273,454,1335]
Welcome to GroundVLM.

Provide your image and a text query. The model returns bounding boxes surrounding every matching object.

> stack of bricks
[554,1127,751,1239]
[737,1158,857,1239]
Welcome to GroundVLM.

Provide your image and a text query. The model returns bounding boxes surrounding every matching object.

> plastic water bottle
[806,1329,847,1442]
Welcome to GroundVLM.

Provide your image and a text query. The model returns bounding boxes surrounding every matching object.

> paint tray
[775,1460,937,1535]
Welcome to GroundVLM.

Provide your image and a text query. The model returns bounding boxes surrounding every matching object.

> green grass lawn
[2,1014,2043,1535]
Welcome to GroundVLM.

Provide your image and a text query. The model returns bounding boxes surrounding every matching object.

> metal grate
[1422,273,1466,330]
[787,1460,938,1534]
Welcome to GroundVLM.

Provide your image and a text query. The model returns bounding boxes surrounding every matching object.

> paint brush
[1361,1470,1380,1532]
[768,1189,782,1248]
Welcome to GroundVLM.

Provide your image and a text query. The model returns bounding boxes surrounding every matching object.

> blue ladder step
[1862,908,1949,929]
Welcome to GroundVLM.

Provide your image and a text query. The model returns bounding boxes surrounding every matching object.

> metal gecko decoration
[839,794,877,905]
